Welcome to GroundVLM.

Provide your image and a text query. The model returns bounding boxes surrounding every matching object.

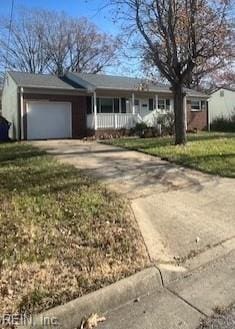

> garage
[27,101,72,140]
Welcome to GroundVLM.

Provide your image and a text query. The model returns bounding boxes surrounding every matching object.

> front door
[135,99,149,118]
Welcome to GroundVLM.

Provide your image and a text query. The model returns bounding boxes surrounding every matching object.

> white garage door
[27,101,72,140]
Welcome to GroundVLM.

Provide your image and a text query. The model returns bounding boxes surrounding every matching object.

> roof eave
[21,86,89,95]
[95,86,172,93]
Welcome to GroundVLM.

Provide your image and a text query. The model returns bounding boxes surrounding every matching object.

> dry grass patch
[0,142,148,314]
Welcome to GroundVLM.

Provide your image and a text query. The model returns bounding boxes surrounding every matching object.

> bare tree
[111,0,233,144]
[0,8,119,76]
[0,8,50,73]
[42,13,119,75]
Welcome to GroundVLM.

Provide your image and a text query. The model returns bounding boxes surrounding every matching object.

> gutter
[20,87,24,140]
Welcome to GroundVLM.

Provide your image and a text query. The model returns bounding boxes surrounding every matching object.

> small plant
[130,122,148,137]
[157,111,175,135]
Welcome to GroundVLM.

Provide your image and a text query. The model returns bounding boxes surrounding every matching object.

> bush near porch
[210,112,235,133]
[106,132,235,178]
[0,143,148,315]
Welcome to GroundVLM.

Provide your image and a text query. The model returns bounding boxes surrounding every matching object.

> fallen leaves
[80,313,106,329]
[0,143,148,314]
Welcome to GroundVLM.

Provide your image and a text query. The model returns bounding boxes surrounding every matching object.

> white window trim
[191,99,206,112]
[158,98,170,111]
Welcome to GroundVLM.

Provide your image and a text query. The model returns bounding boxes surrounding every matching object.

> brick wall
[187,103,208,131]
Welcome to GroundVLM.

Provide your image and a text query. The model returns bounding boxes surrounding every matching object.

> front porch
[86,92,174,131]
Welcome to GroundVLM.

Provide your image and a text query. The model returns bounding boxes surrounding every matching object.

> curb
[20,267,162,329]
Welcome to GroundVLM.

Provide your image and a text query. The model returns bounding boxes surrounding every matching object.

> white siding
[2,73,19,140]
[209,88,235,123]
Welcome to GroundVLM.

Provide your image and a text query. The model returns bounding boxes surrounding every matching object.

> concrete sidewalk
[98,250,235,329]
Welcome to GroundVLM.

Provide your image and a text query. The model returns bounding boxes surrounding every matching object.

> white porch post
[207,101,210,132]
[93,91,97,130]
[132,93,135,114]
[155,95,158,110]
[170,98,174,112]
[184,95,187,131]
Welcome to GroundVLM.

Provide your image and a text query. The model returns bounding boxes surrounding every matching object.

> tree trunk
[173,85,187,145]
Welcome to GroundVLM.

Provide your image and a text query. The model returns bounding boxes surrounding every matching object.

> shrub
[156,111,175,135]
[130,122,160,138]
[211,112,235,132]
[130,122,148,137]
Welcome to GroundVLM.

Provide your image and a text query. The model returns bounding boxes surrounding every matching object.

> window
[190,100,207,111]
[100,98,113,113]
[121,98,127,113]
[220,90,224,97]
[134,99,139,106]
[149,98,154,111]
[191,100,201,111]
[158,99,170,110]
[114,98,119,113]
[96,97,121,113]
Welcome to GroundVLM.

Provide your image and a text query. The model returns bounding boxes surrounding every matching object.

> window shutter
[96,98,100,113]
[114,98,119,113]
[149,98,154,111]
[87,96,92,114]
[201,100,206,110]
[121,98,126,113]
[166,99,170,106]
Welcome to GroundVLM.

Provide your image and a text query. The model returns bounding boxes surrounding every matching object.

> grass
[106,132,235,178]
[197,304,235,328]
[0,142,148,314]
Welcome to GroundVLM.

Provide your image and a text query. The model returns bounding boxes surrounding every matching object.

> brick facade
[187,102,208,131]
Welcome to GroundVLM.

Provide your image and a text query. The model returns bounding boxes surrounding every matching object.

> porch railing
[87,113,139,130]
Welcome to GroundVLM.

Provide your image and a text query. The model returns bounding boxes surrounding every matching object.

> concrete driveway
[33,140,235,267]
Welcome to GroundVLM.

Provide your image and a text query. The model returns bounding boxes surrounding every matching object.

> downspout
[184,95,187,131]
[207,100,210,132]
[20,87,24,140]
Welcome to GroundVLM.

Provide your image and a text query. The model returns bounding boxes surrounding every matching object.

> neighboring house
[209,87,235,124]
[2,71,208,140]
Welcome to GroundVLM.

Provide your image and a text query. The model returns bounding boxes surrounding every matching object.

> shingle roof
[7,71,208,98]
[184,88,208,98]
[70,72,170,92]
[8,71,80,90]
[68,72,208,97]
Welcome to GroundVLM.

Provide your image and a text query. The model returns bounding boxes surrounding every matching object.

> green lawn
[106,133,235,178]
[0,143,148,314]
